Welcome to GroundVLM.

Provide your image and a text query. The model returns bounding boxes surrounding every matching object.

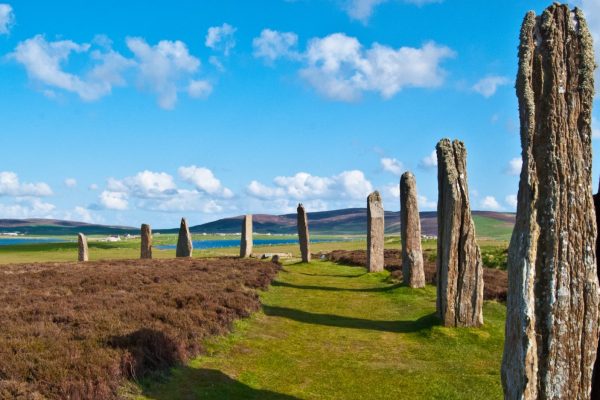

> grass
[131,261,506,400]
[472,216,513,241]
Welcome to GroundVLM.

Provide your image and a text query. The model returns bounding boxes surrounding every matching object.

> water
[156,238,354,250]
[0,238,68,246]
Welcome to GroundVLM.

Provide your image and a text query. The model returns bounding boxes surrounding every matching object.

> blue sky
[0,0,599,228]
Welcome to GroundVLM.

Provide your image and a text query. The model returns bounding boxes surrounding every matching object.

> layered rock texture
[367,191,384,273]
[240,214,253,258]
[297,204,311,263]
[501,5,599,400]
[436,138,483,327]
[77,233,88,262]
[140,224,152,259]
[176,218,193,258]
[400,172,425,288]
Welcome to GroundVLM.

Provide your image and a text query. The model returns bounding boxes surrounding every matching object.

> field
[0,220,511,399]
[0,258,279,399]
[132,261,505,399]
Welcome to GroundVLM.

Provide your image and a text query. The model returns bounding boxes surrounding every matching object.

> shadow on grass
[270,280,402,293]
[297,272,368,278]
[141,367,300,400]
[263,305,439,333]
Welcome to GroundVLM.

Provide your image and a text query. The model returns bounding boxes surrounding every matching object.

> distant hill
[161,209,515,238]
[0,219,137,236]
[0,210,516,240]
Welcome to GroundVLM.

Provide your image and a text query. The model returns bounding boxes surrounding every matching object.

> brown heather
[0,258,279,400]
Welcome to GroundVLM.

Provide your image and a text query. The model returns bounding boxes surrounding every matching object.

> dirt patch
[326,249,507,302]
[0,258,279,400]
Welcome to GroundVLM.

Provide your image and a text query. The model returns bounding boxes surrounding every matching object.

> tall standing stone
[367,191,384,273]
[400,172,425,288]
[240,214,253,258]
[436,138,483,327]
[501,5,599,400]
[297,204,311,263]
[140,224,152,259]
[77,233,88,262]
[175,218,193,258]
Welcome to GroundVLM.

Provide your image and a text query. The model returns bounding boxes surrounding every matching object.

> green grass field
[128,261,505,399]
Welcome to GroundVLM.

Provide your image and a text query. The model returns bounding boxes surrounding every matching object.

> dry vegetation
[326,249,508,301]
[0,258,279,400]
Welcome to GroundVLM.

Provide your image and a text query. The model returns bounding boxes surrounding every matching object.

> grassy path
[135,261,505,399]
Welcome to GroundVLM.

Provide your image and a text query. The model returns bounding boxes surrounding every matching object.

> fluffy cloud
[205,23,237,56]
[301,34,454,101]
[11,35,210,109]
[505,194,518,209]
[0,171,52,197]
[253,29,299,63]
[593,117,600,139]
[505,157,522,176]
[0,198,56,218]
[0,3,14,34]
[10,35,133,101]
[472,75,510,98]
[342,0,442,23]
[64,178,77,188]
[247,170,373,202]
[480,195,502,211]
[419,150,437,169]
[126,37,202,109]
[107,170,177,198]
[99,191,128,210]
[380,157,404,176]
[178,166,233,198]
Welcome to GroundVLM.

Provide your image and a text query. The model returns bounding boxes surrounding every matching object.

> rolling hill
[0,219,137,236]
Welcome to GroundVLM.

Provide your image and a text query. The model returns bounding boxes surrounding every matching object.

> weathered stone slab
[400,172,425,288]
[77,233,88,262]
[436,138,483,327]
[175,218,193,258]
[501,5,599,399]
[367,191,384,273]
[240,214,253,258]
[297,203,311,263]
[140,224,152,259]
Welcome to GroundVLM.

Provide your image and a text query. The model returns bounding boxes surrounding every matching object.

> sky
[0,0,599,228]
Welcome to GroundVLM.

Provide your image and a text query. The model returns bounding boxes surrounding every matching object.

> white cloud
[380,157,404,176]
[0,3,14,34]
[419,150,437,169]
[64,178,77,188]
[99,190,128,210]
[0,198,56,218]
[472,75,510,98]
[247,170,373,201]
[505,194,518,209]
[253,29,300,63]
[0,171,52,197]
[505,157,522,176]
[418,195,436,210]
[593,117,600,139]
[205,23,237,56]
[126,37,202,109]
[300,34,454,101]
[342,0,442,23]
[187,79,213,98]
[107,170,177,198]
[178,166,233,198]
[480,195,502,211]
[89,183,99,190]
[10,35,133,101]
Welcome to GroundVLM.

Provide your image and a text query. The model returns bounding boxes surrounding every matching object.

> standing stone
[77,233,88,262]
[501,5,599,400]
[297,204,311,263]
[367,191,384,273]
[240,214,253,258]
[175,218,193,258]
[436,138,483,327]
[140,224,152,259]
[400,172,425,288]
